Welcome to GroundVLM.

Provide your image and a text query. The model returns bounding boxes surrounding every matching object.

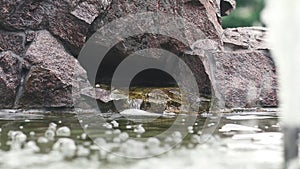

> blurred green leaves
[222,0,265,28]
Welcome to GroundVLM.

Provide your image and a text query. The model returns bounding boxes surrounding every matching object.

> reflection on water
[0,108,282,169]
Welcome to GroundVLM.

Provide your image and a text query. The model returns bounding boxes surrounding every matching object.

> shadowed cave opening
[96,55,179,87]
[95,34,189,88]
[91,34,211,97]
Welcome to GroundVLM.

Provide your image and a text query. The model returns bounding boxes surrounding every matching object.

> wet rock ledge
[0,0,278,109]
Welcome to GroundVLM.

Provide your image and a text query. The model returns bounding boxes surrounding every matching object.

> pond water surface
[0,107,283,169]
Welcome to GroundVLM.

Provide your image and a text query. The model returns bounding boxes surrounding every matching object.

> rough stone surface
[90,0,223,57]
[81,87,111,103]
[222,27,269,51]
[0,0,46,30]
[89,0,224,88]
[71,2,100,24]
[180,53,212,96]
[199,0,224,36]
[50,0,111,53]
[217,27,278,107]
[18,30,90,108]
[0,51,21,108]
[0,0,279,109]
[47,0,90,53]
[0,31,26,55]
[71,0,111,24]
[213,51,278,107]
[0,0,107,55]
[0,0,224,56]
[186,27,278,108]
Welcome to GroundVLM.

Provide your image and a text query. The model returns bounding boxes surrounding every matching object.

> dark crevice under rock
[93,33,211,90]
[13,53,27,108]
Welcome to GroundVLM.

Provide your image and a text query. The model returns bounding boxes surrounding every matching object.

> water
[0,107,283,169]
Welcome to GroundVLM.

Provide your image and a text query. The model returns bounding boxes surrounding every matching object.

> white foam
[120,109,161,117]
[226,115,275,120]
[219,124,262,132]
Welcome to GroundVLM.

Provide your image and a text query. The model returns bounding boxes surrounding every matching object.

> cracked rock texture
[0,0,277,109]
[0,51,21,108]
[186,27,278,108]
[17,30,90,108]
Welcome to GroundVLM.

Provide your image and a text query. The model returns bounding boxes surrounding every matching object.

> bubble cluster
[56,126,71,137]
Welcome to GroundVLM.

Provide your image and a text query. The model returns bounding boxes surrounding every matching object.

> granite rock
[0,51,22,108]
[18,30,90,108]
[185,27,278,108]
[0,31,26,55]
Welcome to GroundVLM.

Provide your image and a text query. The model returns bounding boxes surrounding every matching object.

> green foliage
[222,0,265,28]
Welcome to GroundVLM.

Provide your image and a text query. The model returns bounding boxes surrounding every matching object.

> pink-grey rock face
[71,2,100,24]
[0,32,26,55]
[71,0,111,24]
[213,51,277,107]
[0,0,46,30]
[0,0,279,109]
[89,0,224,88]
[17,30,90,108]
[0,0,223,56]
[0,0,109,55]
[220,27,278,107]
[180,54,212,96]
[186,27,278,108]
[47,0,90,53]
[0,51,21,108]
[91,0,223,55]
[222,27,269,51]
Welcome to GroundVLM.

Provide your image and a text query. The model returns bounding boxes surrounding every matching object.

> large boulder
[0,51,21,108]
[90,0,223,54]
[86,0,224,86]
[0,0,225,58]
[212,51,277,107]
[47,0,91,55]
[0,0,109,55]
[185,27,278,108]
[17,30,90,108]
[220,27,278,107]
